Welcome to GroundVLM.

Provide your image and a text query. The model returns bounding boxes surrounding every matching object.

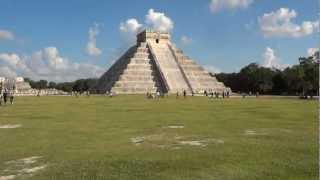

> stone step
[181,59,195,64]
[119,76,156,81]
[181,66,204,71]
[122,70,155,76]
[130,58,151,64]
[114,81,156,87]
[126,64,153,70]
[139,42,148,48]
[136,48,149,53]
[133,52,149,58]
[185,71,210,76]
[187,76,217,81]
[111,87,158,93]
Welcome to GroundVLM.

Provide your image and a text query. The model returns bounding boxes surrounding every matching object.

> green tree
[48,82,57,89]
[38,80,48,89]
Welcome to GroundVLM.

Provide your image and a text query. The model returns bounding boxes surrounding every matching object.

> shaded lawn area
[0,96,318,180]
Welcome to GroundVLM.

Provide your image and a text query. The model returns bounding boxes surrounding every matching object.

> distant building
[0,77,31,92]
[14,77,33,92]
[0,77,68,96]
[0,77,5,83]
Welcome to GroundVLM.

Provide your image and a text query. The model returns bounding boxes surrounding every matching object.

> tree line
[215,53,319,97]
[24,78,98,93]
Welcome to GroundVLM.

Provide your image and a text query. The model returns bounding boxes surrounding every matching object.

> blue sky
[0,0,318,81]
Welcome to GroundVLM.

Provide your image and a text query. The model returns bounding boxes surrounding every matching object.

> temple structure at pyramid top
[94,29,231,94]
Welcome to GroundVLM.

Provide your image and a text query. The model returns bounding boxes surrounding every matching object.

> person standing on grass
[9,90,14,105]
[3,89,8,105]
[183,90,186,98]
[0,89,2,106]
[215,92,219,99]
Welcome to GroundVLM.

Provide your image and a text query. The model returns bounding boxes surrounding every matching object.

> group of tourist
[105,91,115,97]
[0,89,15,106]
[242,91,259,98]
[176,90,187,98]
[71,91,91,97]
[146,91,164,99]
[146,89,231,99]
[204,90,230,99]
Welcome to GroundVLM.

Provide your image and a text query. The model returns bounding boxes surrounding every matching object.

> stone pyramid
[94,29,230,94]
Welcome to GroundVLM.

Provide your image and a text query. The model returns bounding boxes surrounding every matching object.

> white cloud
[258,8,319,38]
[210,0,254,13]
[145,9,174,32]
[0,53,24,69]
[0,47,104,82]
[0,66,17,78]
[119,18,143,44]
[0,29,14,40]
[120,18,143,34]
[307,48,319,57]
[204,65,221,74]
[180,35,192,45]
[43,47,68,69]
[85,24,102,56]
[119,9,174,43]
[261,47,289,69]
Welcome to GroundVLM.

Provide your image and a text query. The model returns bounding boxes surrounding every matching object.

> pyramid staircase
[95,43,165,94]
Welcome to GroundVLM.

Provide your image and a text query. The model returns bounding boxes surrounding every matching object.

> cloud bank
[258,8,319,38]
[0,47,104,82]
[210,0,254,12]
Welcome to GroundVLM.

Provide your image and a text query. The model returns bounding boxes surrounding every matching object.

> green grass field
[0,96,318,180]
